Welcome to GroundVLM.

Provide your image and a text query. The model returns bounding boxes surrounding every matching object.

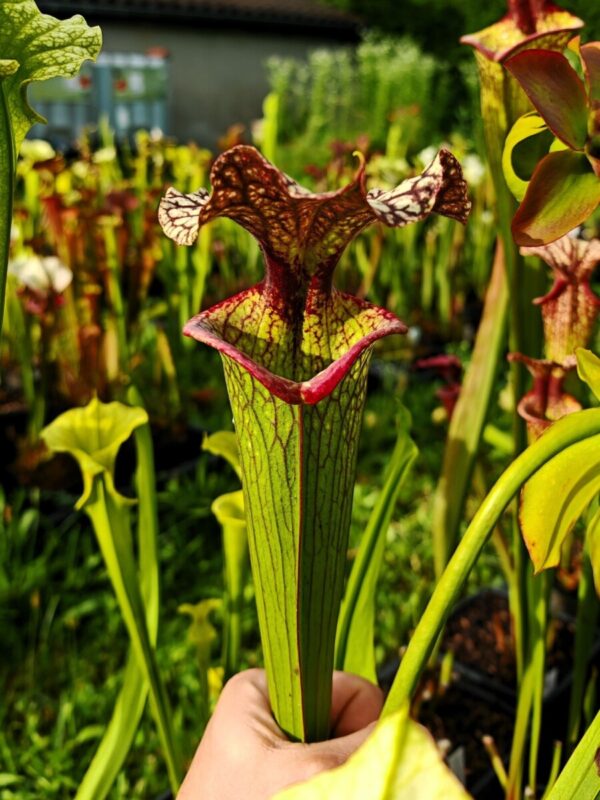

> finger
[303,719,378,766]
[212,669,284,743]
[329,672,383,737]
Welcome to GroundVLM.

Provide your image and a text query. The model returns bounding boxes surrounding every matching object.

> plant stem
[0,81,15,338]
[431,239,508,577]
[382,409,600,716]
[84,476,182,792]
[567,547,599,752]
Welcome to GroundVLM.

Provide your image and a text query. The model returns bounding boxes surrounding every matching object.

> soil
[412,590,597,799]
[441,590,576,701]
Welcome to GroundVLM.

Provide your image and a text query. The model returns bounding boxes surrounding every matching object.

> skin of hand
[177,668,383,800]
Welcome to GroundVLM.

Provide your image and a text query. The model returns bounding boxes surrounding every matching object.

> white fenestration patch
[366,154,444,227]
[158,187,210,245]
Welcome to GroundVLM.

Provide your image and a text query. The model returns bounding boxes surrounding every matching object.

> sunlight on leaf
[520,431,600,573]
[274,706,471,800]
[0,0,101,150]
[502,111,550,201]
[577,348,600,401]
[41,397,148,508]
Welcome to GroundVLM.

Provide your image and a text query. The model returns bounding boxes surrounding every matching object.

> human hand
[177,668,383,800]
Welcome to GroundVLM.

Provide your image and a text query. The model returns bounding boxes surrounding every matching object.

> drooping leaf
[511,150,600,246]
[0,0,101,150]
[203,430,242,479]
[502,111,551,201]
[505,50,589,151]
[520,432,600,573]
[577,348,600,401]
[274,706,471,800]
[335,404,417,681]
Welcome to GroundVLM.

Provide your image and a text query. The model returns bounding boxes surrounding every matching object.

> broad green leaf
[274,707,471,800]
[505,50,588,151]
[41,397,148,508]
[520,433,600,573]
[203,431,242,480]
[577,348,600,401]
[502,112,551,201]
[0,0,101,150]
[544,711,600,800]
[512,150,600,246]
[335,404,417,681]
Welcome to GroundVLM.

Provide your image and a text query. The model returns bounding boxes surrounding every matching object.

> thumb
[303,719,378,766]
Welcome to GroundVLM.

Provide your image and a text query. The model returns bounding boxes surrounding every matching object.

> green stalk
[83,476,182,792]
[76,406,160,800]
[566,548,599,752]
[432,240,508,577]
[335,405,417,680]
[526,571,550,797]
[212,491,248,679]
[383,409,600,716]
[0,80,15,338]
[101,222,128,369]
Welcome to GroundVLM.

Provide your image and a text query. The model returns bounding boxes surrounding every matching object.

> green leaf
[502,112,552,201]
[586,504,600,598]
[203,431,242,480]
[544,711,600,800]
[384,409,600,716]
[512,150,600,246]
[41,397,148,509]
[274,706,471,800]
[577,348,600,401]
[505,50,588,151]
[0,0,101,150]
[335,404,417,682]
[520,433,600,573]
[431,243,508,575]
